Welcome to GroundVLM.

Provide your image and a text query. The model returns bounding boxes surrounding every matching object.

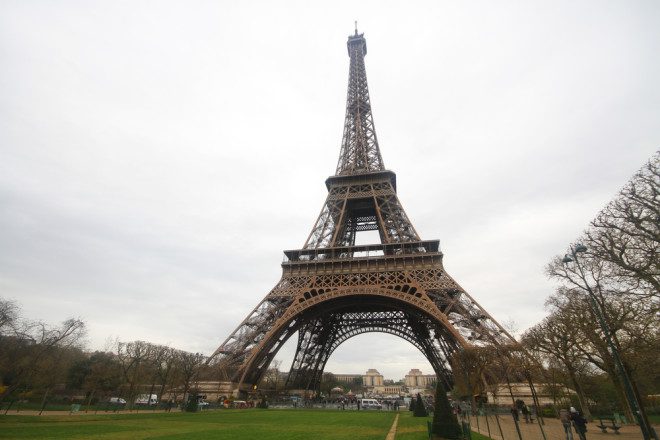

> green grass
[395,412,430,439]
[394,412,494,439]
[0,409,396,440]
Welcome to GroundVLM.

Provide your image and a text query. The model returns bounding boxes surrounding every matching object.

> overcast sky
[1,1,658,381]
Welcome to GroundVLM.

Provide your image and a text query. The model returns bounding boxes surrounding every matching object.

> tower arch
[235,290,466,391]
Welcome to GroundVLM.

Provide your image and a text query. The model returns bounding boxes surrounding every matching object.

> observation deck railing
[282,240,441,263]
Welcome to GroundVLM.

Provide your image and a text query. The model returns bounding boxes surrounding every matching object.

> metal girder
[303,181,420,249]
[285,308,456,391]
[335,31,384,176]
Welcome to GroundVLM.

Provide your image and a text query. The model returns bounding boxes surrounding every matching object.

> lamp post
[562,244,656,440]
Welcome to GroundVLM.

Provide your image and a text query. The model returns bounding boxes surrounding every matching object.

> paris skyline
[1,0,659,380]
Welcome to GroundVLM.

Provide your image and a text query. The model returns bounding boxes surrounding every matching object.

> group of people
[510,403,533,423]
[560,407,588,440]
[510,401,588,440]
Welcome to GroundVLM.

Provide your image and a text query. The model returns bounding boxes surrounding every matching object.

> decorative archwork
[285,307,456,391]
[235,287,469,391]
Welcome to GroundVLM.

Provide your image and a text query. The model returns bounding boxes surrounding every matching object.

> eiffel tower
[209,29,515,395]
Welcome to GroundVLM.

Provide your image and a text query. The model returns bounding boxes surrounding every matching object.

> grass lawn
[394,412,430,439]
[395,412,493,440]
[0,409,396,440]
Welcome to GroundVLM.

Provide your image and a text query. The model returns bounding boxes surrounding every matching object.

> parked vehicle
[134,394,158,405]
[108,397,126,405]
[231,400,248,408]
[359,399,382,410]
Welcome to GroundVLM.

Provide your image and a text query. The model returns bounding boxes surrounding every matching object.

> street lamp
[562,244,656,440]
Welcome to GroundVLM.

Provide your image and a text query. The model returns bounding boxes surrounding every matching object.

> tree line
[521,153,658,420]
[0,300,209,410]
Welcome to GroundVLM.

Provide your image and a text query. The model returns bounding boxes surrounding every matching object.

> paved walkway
[468,414,655,440]
[385,414,400,440]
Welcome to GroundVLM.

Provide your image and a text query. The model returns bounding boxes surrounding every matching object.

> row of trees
[522,153,659,420]
[0,299,85,409]
[0,299,208,409]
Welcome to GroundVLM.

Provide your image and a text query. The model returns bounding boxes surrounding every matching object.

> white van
[359,398,382,410]
[134,394,158,405]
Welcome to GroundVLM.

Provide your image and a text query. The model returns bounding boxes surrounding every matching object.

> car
[231,400,248,409]
[108,397,126,405]
[359,398,382,410]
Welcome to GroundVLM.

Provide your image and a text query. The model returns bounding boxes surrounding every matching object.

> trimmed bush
[413,393,428,417]
[431,383,462,439]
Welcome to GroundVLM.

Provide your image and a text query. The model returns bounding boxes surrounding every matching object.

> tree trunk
[85,389,95,413]
[566,367,591,420]
[608,367,635,422]
[38,387,50,415]
[148,379,157,410]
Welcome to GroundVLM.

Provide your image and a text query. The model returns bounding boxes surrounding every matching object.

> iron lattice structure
[209,30,516,394]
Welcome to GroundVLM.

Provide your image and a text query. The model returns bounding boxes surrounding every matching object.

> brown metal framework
[209,30,516,394]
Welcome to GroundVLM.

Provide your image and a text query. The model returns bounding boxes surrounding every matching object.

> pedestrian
[510,405,519,422]
[560,408,574,440]
[571,407,588,440]
[522,404,531,423]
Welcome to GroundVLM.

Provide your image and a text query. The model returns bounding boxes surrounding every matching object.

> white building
[404,369,436,388]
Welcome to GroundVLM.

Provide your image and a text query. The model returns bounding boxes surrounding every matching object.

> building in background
[364,369,384,387]
[404,369,436,388]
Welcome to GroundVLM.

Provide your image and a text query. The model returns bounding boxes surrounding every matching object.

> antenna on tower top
[354,21,358,35]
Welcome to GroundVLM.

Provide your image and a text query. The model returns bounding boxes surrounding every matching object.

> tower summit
[209,31,515,395]
[336,28,384,176]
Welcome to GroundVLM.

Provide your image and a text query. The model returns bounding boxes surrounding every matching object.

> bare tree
[155,347,177,402]
[175,350,205,405]
[0,298,19,335]
[116,340,152,409]
[260,359,282,391]
[0,317,86,404]
[522,306,593,418]
[586,153,660,299]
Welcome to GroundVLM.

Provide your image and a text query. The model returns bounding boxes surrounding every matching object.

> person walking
[510,405,520,422]
[571,407,588,440]
[522,404,531,423]
[560,408,574,440]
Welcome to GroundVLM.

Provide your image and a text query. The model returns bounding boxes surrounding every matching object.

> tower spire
[335,31,385,176]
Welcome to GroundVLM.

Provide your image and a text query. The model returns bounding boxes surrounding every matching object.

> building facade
[334,369,384,387]
[404,369,436,388]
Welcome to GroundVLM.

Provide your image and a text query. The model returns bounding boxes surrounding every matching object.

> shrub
[413,393,428,417]
[431,383,462,439]
[185,393,199,412]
